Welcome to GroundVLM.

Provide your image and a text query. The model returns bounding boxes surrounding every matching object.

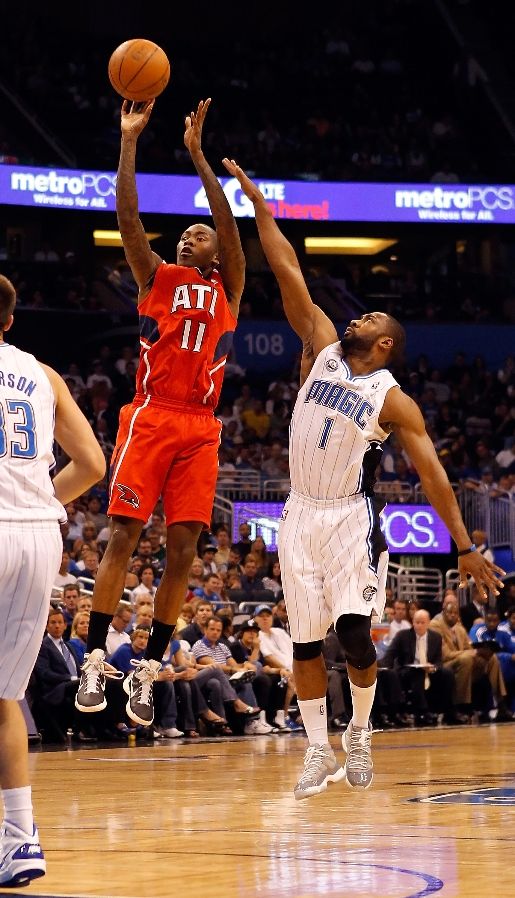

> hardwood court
[12,723,515,898]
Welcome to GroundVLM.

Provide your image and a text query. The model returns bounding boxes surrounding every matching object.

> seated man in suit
[33,609,95,741]
[383,609,456,725]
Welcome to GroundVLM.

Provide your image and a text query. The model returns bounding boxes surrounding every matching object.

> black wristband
[457,544,477,557]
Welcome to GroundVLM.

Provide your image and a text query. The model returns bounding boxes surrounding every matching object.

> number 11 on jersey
[318,416,335,450]
[181,319,206,352]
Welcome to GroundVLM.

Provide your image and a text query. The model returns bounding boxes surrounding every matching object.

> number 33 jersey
[289,342,399,500]
[136,263,237,408]
[0,343,65,522]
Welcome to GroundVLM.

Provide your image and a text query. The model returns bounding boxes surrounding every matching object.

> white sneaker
[156,727,184,738]
[294,743,344,800]
[124,658,161,726]
[244,718,273,735]
[75,648,123,713]
[0,821,46,887]
[342,721,374,790]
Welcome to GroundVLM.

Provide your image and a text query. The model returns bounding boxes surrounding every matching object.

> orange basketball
[108,39,170,102]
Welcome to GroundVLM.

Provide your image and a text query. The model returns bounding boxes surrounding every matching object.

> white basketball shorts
[278,489,389,644]
[0,520,62,700]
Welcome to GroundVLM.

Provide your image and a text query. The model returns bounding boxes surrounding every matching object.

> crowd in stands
[0,2,507,184]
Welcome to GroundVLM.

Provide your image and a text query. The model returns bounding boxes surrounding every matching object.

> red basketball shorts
[108,395,222,527]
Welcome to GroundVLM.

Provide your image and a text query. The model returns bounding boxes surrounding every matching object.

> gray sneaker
[293,743,344,800]
[342,722,373,790]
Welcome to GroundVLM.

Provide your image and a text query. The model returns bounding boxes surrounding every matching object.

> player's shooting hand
[184,98,211,155]
[222,158,263,203]
[121,99,155,137]
[458,552,505,598]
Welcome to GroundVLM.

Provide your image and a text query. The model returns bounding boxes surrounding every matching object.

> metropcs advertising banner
[1,164,514,222]
[232,503,451,554]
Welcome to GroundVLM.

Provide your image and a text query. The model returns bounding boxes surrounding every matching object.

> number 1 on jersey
[318,416,335,450]
[181,319,206,352]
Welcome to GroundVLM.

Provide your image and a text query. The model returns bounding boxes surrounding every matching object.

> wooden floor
[8,722,515,898]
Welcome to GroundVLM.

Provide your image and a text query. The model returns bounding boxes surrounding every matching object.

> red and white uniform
[108,263,236,526]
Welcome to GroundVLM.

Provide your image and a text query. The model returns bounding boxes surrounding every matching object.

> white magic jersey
[0,342,66,522]
[289,342,399,500]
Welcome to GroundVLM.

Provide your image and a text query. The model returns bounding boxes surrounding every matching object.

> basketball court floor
[7,723,514,898]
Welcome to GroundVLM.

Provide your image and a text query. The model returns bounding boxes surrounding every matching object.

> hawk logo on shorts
[116,483,140,509]
[363,585,377,603]
[325,359,338,372]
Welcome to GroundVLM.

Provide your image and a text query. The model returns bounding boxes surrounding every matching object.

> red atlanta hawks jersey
[136,263,237,407]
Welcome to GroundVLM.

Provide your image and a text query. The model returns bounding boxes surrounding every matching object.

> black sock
[145,619,175,663]
[86,611,113,654]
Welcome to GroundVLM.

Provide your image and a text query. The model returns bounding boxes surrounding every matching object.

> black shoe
[443,712,469,725]
[495,706,514,722]
[72,731,97,743]
[376,713,395,729]
[393,713,413,728]
[331,716,349,730]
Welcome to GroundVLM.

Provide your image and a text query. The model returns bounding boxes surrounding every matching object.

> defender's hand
[222,158,263,203]
[184,98,211,155]
[458,553,505,598]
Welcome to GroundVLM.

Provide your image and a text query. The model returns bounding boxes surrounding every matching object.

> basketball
[108,39,170,102]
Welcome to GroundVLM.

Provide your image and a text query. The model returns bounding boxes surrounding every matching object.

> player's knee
[293,640,323,661]
[335,613,376,670]
[105,524,139,560]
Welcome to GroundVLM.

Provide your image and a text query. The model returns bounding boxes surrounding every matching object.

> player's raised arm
[40,365,106,505]
[185,100,245,310]
[116,100,163,298]
[381,387,506,597]
[222,158,338,355]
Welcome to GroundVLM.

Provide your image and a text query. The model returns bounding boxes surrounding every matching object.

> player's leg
[326,498,389,790]
[125,412,220,726]
[77,401,165,715]
[0,523,61,886]
[278,496,344,799]
[76,516,143,715]
[125,520,202,727]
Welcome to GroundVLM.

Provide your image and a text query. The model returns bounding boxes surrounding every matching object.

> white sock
[274,709,285,726]
[297,697,328,746]
[2,786,34,835]
[259,710,268,725]
[350,681,376,729]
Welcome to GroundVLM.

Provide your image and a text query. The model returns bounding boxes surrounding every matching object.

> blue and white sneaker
[0,821,46,887]
[284,716,304,732]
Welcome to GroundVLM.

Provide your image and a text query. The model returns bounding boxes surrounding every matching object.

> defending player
[0,275,105,886]
[222,158,505,799]
[76,100,245,727]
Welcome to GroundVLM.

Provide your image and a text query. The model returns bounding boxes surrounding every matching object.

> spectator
[383,609,456,726]
[213,526,232,571]
[263,559,283,599]
[232,521,253,562]
[252,604,301,731]
[430,598,510,721]
[131,564,158,601]
[193,574,225,611]
[190,616,266,734]
[386,599,412,644]
[240,554,267,601]
[178,600,214,647]
[68,611,91,666]
[105,602,133,658]
[52,550,78,593]
[109,627,183,738]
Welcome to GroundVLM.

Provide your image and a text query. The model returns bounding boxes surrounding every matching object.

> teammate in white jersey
[0,274,105,887]
[223,159,505,799]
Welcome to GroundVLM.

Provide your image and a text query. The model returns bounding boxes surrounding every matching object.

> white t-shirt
[258,627,293,669]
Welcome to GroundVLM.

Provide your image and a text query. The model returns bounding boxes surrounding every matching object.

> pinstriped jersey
[0,343,66,522]
[289,341,399,500]
[137,263,237,407]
